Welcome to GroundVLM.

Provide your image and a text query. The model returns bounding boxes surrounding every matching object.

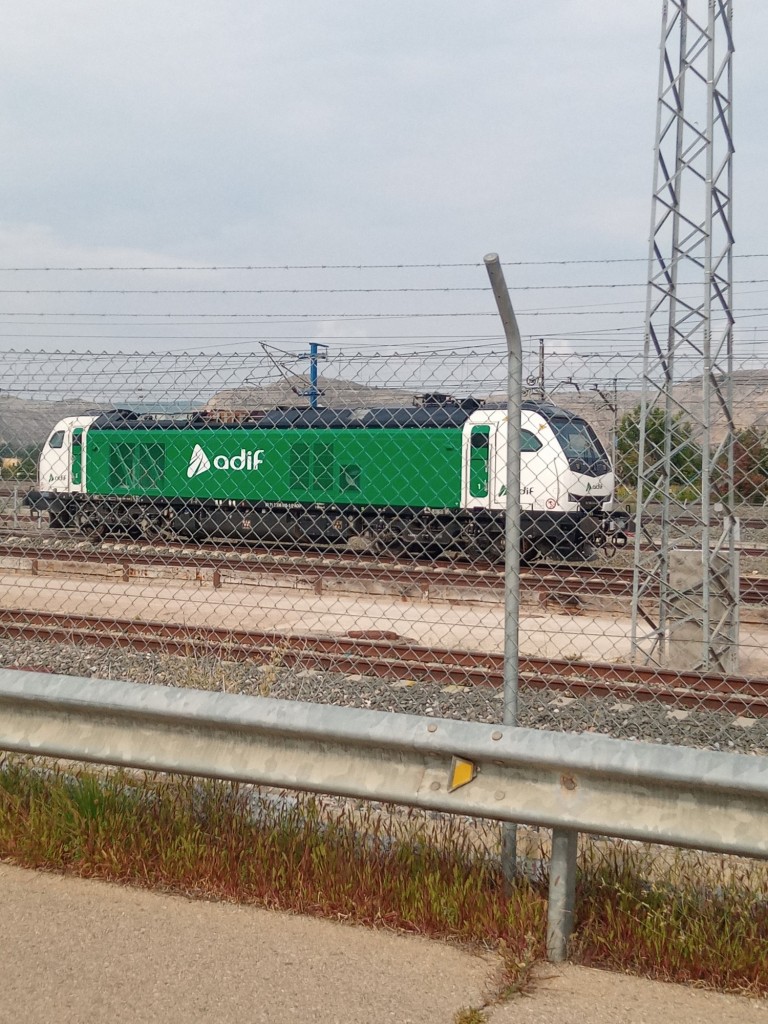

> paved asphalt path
[1,864,765,1023]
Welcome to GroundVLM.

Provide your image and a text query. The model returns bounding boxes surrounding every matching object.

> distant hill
[206,374,423,412]
[130,401,199,415]
[206,372,768,450]
[0,395,106,453]
[6,370,765,458]
[538,376,768,447]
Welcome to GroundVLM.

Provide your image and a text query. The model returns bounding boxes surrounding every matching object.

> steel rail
[5,524,768,559]
[3,539,768,606]
[0,537,507,594]
[0,608,766,717]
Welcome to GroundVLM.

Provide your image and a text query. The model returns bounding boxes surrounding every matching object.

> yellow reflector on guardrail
[448,756,477,792]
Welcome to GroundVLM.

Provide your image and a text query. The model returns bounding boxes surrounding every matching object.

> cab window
[48,431,65,449]
[520,429,542,452]
[469,425,491,498]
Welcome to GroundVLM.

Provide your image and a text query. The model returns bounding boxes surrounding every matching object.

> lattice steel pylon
[630,0,739,673]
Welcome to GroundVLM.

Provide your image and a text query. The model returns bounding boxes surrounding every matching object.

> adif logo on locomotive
[187,445,265,478]
[187,444,211,478]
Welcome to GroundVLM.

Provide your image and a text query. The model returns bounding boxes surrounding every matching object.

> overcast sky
[1,1,767,390]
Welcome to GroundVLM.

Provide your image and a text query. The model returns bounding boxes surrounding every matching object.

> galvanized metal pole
[301,342,328,410]
[538,337,545,398]
[484,253,523,884]
[547,828,578,962]
[309,342,320,410]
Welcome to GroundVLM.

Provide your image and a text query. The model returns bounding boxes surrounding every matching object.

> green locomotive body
[84,427,464,509]
[28,398,627,560]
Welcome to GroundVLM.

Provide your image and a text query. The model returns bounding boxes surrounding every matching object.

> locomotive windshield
[549,417,610,475]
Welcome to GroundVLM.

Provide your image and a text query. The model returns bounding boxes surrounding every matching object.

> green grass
[573,843,768,995]
[0,757,765,998]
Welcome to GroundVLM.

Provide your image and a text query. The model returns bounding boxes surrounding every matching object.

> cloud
[0,1,765,363]
[0,2,663,258]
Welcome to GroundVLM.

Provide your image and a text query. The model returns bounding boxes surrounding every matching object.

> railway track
[7,511,768,558]
[0,535,509,597]
[1,536,768,606]
[1,607,766,717]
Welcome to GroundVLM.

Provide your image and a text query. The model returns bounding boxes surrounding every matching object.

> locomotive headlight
[577,496,602,512]
[568,492,609,508]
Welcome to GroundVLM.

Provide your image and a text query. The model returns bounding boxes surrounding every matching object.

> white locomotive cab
[461,409,562,511]
[546,417,615,512]
[39,416,98,494]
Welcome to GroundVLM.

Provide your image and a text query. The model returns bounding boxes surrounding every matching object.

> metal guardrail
[1,668,767,961]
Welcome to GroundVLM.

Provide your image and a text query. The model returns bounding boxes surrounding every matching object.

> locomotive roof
[88,398,584,431]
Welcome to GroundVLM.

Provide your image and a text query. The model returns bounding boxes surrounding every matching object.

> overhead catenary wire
[0,250,765,358]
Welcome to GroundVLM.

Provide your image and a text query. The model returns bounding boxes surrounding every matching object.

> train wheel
[373,537,408,559]
[139,516,172,543]
[48,509,74,529]
[83,523,107,544]
[459,536,505,564]
[73,509,107,543]
[520,537,537,566]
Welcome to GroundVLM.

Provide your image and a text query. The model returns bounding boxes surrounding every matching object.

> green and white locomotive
[28,396,625,561]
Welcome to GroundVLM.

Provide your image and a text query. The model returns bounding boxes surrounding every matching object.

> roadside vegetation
[0,757,765,1000]
[615,405,768,507]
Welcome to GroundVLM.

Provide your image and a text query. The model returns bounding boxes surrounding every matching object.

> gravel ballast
[1,637,765,756]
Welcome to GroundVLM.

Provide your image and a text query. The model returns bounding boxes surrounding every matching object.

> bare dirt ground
[1,864,765,1024]
[4,571,768,673]
[492,965,768,1024]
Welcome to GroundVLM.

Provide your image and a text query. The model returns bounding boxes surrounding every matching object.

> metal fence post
[484,253,523,886]
[547,827,578,962]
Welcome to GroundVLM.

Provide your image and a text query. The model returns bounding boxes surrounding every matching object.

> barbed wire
[0,279,765,295]
[1,253,768,271]
[0,343,747,363]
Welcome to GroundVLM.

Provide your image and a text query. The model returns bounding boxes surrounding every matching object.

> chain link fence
[0,346,766,760]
